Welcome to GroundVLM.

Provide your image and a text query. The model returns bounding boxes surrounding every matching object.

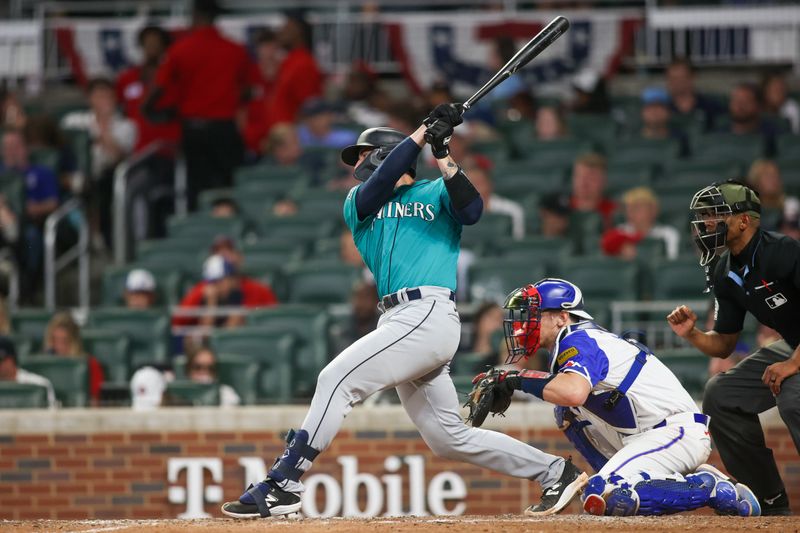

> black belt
[381,288,455,311]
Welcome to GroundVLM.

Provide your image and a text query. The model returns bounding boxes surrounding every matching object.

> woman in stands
[44,312,104,405]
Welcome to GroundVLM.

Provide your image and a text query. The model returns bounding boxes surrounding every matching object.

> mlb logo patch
[765,293,788,309]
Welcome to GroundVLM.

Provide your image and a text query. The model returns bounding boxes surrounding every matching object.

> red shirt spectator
[243,29,281,155]
[569,152,617,228]
[173,255,278,327]
[153,25,256,120]
[116,26,180,151]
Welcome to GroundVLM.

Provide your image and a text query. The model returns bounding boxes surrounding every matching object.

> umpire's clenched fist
[666,305,698,338]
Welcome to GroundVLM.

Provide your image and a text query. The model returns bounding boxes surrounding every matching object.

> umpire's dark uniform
[703,228,800,514]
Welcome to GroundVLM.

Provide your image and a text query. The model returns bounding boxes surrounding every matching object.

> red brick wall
[0,427,798,519]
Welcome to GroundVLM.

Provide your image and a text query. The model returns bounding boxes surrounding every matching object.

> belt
[653,413,709,429]
[380,287,455,312]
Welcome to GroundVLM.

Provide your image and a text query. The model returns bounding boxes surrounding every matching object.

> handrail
[0,248,19,310]
[112,140,176,265]
[43,197,89,311]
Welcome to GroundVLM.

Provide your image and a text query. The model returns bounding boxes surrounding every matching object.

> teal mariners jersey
[343,179,462,298]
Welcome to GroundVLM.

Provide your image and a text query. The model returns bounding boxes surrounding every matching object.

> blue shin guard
[584,473,719,516]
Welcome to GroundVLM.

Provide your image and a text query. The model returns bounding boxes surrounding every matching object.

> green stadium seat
[561,256,640,301]
[233,165,310,191]
[247,305,331,395]
[0,171,25,214]
[135,248,204,276]
[8,334,33,363]
[652,257,708,301]
[568,211,604,255]
[472,140,510,163]
[210,329,297,402]
[567,115,617,149]
[257,215,337,244]
[491,236,572,273]
[691,133,765,165]
[80,328,131,383]
[492,168,566,198]
[165,381,220,406]
[283,260,361,305]
[88,308,170,368]
[101,265,186,307]
[197,188,236,211]
[469,257,547,303]
[20,356,88,407]
[216,355,260,405]
[776,134,800,163]
[606,162,656,196]
[0,382,49,409]
[166,214,246,240]
[10,309,52,349]
[451,351,495,376]
[461,213,514,250]
[512,135,595,166]
[656,351,709,397]
[608,138,680,166]
[662,159,741,185]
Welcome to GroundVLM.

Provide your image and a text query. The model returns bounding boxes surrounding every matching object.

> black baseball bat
[461,16,570,111]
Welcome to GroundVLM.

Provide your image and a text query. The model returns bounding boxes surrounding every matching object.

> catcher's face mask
[503,285,542,364]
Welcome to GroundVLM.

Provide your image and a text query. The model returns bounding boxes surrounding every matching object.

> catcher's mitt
[464,368,518,427]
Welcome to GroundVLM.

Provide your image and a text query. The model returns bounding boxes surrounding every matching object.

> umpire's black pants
[703,340,800,499]
[181,118,243,211]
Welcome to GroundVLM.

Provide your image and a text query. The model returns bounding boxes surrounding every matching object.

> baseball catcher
[467,278,762,517]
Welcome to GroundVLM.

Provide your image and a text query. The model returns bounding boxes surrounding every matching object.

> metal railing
[112,141,181,265]
[43,197,89,311]
[610,299,712,352]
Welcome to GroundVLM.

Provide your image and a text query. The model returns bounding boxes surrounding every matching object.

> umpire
[667,180,799,515]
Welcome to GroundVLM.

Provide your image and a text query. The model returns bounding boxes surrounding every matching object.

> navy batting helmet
[341,127,417,181]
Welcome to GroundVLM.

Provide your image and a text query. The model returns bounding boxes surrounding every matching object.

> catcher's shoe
[221,478,301,519]
[524,457,588,516]
[695,464,762,517]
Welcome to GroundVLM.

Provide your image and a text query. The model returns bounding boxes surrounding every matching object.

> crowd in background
[1,0,799,408]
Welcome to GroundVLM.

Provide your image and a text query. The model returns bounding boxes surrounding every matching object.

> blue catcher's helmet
[534,278,594,320]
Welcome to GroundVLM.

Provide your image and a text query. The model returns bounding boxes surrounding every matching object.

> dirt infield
[1,515,797,533]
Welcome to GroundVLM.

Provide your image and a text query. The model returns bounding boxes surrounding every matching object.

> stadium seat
[197,188,236,211]
[492,168,566,198]
[561,256,640,301]
[166,214,246,240]
[165,381,220,407]
[80,328,131,384]
[135,248,205,276]
[512,135,595,166]
[491,236,572,273]
[102,264,187,308]
[461,213,514,250]
[606,162,656,196]
[776,134,800,163]
[10,309,52,350]
[609,138,681,166]
[247,305,331,396]
[88,309,170,368]
[20,356,88,407]
[652,257,708,301]
[661,159,741,187]
[257,215,338,245]
[0,171,25,215]
[0,382,49,409]
[692,133,766,164]
[216,355,260,405]
[656,351,709,397]
[567,114,617,149]
[8,335,33,363]
[210,329,297,402]
[450,351,495,377]
[469,257,547,303]
[283,260,361,305]
[568,211,604,255]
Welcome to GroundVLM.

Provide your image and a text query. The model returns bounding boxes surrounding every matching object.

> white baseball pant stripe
[297,288,565,489]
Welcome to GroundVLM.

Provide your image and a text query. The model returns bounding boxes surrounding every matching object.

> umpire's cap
[341,127,406,166]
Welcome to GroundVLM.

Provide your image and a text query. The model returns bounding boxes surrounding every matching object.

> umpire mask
[689,182,761,266]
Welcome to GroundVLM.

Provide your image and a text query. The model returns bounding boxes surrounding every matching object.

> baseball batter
[221,105,587,519]
[470,279,761,516]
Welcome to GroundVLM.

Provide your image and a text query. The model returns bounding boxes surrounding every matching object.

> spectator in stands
[341,62,389,128]
[780,202,800,240]
[43,311,104,404]
[346,280,379,344]
[666,57,722,131]
[505,90,538,124]
[262,123,303,167]
[535,105,568,141]
[638,87,689,156]
[243,28,283,157]
[601,186,680,260]
[0,336,56,408]
[62,77,138,249]
[0,193,19,257]
[116,25,180,152]
[144,0,255,210]
[538,193,571,238]
[0,128,59,302]
[209,234,243,269]
[762,71,799,134]
[186,346,240,406]
[463,160,525,240]
[262,10,323,132]
[570,152,616,228]
[570,68,609,114]
[210,197,240,219]
[747,159,799,232]
[24,115,81,197]
[470,302,504,362]
[124,268,157,309]
[723,82,778,155]
[0,90,26,130]
[173,254,278,329]
[297,99,357,149]
[130,365,167,410]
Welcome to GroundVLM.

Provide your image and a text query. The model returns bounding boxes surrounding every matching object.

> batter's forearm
[355,137,422,219]
[438,160,483,225]
[685,328,738,358]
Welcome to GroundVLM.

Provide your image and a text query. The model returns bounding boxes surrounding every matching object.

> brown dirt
[1,515,797,533]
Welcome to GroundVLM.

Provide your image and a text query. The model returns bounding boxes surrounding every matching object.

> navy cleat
[525,457,588,516]
[735,483,761,517]
[221,478,301,519]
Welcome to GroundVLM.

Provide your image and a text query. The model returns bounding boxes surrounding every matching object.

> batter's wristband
[444,167,480,210]
[518,370,556,400]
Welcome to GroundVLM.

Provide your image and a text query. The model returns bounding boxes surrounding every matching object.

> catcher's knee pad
[582,474,611,516]
[268,429,320,483]
[605,486,640,516]
[555,406,609,472]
